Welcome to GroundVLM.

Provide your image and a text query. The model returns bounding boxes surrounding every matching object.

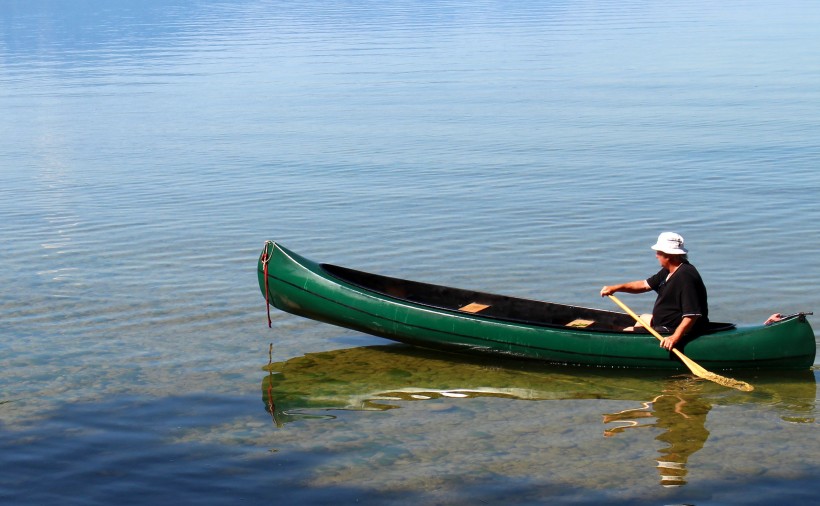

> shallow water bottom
[3,345,817,506]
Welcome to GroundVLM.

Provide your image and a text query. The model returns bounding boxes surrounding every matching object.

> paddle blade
[673,350,754,392]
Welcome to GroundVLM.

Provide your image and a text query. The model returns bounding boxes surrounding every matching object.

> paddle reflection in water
[261,344,815,487]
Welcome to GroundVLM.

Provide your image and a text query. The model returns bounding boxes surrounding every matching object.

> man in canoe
[600,232,709,351]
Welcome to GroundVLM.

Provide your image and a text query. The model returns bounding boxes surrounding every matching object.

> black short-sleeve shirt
[646,262,709,331]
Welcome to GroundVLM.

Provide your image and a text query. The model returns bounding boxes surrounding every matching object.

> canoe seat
[459,302,490,313]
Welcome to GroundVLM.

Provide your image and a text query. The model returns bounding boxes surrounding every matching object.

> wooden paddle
[608,295,753,392]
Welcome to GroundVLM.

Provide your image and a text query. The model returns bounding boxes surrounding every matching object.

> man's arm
[600,280,651,297]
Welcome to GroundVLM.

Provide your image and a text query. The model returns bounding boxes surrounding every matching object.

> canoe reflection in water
[261,344,816,487]
[602,379,710,487]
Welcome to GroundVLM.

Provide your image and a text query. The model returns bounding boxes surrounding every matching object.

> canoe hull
[258,242,816,370]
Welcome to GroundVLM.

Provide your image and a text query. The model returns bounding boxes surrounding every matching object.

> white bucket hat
[651,232,688,255]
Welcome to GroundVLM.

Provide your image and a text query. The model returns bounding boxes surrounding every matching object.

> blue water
[2,1,819,504]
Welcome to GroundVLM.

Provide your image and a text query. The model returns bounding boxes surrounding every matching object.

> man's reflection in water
[602,378,711,487]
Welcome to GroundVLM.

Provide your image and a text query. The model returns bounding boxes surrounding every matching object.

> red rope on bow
[261,247,272,328]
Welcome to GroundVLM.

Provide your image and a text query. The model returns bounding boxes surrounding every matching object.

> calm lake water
[2,1,819,504]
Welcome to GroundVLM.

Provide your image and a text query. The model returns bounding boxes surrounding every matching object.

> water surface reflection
[261,344,815,488]
[602,379,711,487]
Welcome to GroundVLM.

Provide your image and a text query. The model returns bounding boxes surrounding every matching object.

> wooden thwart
[566,318,595,328]
[459,302,490,313]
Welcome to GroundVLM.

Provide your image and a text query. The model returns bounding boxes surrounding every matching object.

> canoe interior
[321,264,736,335]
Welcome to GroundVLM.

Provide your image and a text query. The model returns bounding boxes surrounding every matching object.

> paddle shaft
[607,295,753,392]
[607,295,667,344]
[608,295,692,363]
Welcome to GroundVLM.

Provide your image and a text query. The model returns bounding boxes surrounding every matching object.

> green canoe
[257,241,816,370]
